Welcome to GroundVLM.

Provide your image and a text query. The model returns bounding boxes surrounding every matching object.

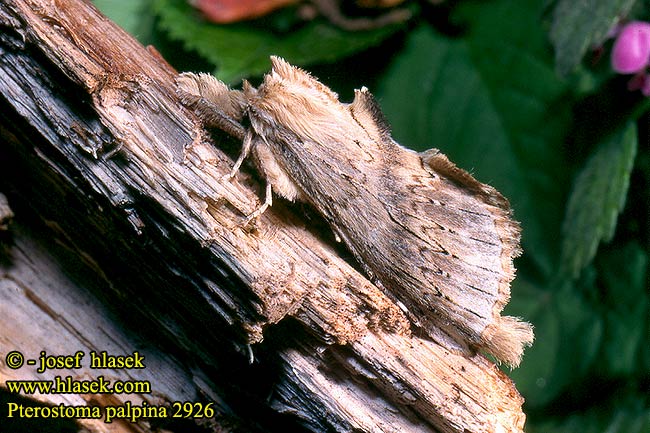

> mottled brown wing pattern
[177,56,533,366]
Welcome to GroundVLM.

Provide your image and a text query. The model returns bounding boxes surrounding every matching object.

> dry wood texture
[0,219,236,433]
[0,0,527,432]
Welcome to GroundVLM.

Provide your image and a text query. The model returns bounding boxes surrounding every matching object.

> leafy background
[95,0,650,431]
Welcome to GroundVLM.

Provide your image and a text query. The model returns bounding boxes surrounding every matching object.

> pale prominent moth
[177,57,533,366]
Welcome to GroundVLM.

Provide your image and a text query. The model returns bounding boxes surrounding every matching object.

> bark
[0,217,237,433]
[0,0,526,432]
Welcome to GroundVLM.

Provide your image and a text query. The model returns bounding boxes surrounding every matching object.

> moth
[177,57,533,366]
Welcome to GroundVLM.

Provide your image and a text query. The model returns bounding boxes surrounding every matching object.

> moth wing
[386,147,532,366]
[249,58,533,366]
[348,88,532,366]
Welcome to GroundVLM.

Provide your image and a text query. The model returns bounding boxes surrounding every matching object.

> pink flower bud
[626,72,646,91]
[641,75,650,96]
[611,21,650,74]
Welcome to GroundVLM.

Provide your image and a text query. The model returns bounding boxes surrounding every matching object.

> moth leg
[224,132,276,224]
[245,344,255,364]
[222,130,254,182]
[244,182,273,225]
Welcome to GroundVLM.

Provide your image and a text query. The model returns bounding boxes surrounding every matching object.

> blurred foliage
[560,123,637,278]
[154,0,405,83]
[97,0,650,431]
[377,1,570,275]
[549,0,637,76]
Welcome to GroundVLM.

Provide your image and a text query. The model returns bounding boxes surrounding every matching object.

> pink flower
[611,21,650,74]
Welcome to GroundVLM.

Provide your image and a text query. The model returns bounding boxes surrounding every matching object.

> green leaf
[508,279,603,408]
[528,393,650,433]
[549,0,638,76]
[512,243,648,408]
[94,0,156,44]
[376,1,571,275]
[504,279,561,407]
[152,0,402,83]
[560,122,637,278]
[597,242,649,376]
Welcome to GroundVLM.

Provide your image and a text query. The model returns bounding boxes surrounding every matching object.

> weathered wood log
[0,217,239,433]
[0,0,527,432]
[0,193,13,230]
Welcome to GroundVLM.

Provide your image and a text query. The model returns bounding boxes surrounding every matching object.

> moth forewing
[245,57,532,366]
[178,56,533,367]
